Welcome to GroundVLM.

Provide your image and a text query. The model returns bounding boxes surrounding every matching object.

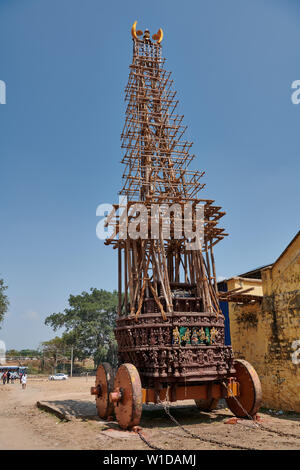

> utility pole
[70,347,73,377]
[54,348,57,375]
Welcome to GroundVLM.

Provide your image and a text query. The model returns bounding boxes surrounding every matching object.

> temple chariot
[91,22,262,429]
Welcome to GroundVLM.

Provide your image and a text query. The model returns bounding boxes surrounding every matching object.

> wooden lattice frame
[105,33,230,319]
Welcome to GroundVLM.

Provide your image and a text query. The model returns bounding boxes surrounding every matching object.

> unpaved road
[0,377,299,450]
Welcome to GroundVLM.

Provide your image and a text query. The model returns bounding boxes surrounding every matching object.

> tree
[0,278,9,328]
[40,336,69,373]
[45,289,118,368]
[6,349,41,358]
[6,349,20,357]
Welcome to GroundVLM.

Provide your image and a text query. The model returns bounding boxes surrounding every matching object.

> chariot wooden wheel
[226,359,262,418]
[111,363,143,430]
[195,398,219,411]
[94,362,114,419]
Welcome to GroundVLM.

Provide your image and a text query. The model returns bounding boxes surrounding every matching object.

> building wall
[228,235,300,412]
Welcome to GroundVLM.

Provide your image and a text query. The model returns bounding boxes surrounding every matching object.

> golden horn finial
[131,21,163,43]
[152,28,163,44]
[131,21,143,40]
[131,20,138,40]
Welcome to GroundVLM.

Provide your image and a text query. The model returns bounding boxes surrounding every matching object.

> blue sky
[0,0,299,349]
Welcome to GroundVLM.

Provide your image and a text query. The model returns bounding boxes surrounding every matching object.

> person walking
[21,373,27,390]
[2,372,7,385]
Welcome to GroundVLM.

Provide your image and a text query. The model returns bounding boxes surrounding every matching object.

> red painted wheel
[195,398,219,411]
[113,363,142,430]
[226,359,262,418]
[95,363,114,419]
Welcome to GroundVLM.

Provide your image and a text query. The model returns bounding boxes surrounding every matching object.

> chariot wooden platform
[91,22,262,430]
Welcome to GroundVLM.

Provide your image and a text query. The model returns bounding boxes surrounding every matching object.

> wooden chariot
[91,22,262,429]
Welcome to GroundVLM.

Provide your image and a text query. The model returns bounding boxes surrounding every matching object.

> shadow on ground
[140,404,228,429]
[43,398,229,429]
[44,399,99,420]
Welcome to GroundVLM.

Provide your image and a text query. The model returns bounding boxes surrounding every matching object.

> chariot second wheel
[195,398,219,411]
[226,359,262,418]
[112,363,142,430]
[94,362,114,419]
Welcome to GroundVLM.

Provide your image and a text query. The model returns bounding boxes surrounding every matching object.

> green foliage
[0,278,9,328]
[41,336,67,355]
[40,336,70,372]
[6,349,41,358]
[45,288,118,368]
[6,349,19,357]
[26,365,40,375]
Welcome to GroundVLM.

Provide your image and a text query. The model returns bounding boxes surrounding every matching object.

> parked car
[49,373,68,381]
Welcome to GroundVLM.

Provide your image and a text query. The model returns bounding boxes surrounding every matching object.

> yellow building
[225,231,300,412]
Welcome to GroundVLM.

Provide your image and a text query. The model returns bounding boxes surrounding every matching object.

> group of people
[1,370,15,384]
[1,371,27,389]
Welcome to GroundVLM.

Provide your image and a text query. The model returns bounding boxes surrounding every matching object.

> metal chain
[157,397,257,450]
[256,424,300,440]
[222,381,300,440]
[138,382,300,449]
[221,381,260,426]
[137,430,164,450]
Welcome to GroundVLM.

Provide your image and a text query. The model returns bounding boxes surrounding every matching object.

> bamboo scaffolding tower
[105,29,228,320]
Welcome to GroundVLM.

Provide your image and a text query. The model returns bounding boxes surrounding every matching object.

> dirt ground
[0,376,299,450]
